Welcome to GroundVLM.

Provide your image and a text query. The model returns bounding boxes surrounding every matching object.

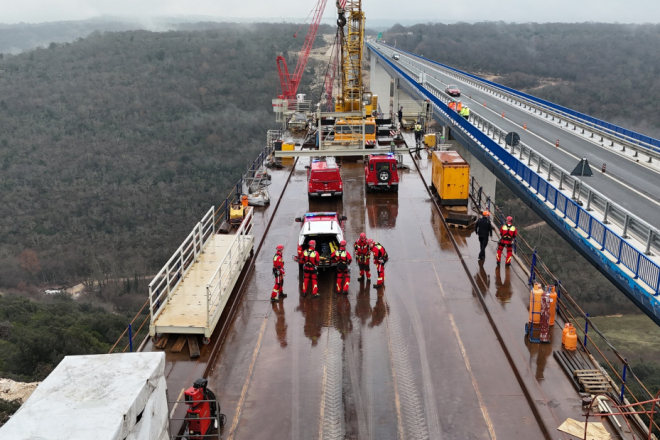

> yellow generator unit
[424,133,436,148]
[431,151,469,206]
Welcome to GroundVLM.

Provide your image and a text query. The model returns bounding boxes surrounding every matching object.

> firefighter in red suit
[354,232,371,282]
[369,239,389,288]
[271,244,286,302]
[332,240,352,293]
[497,216,517,266]
[302,240,320,297]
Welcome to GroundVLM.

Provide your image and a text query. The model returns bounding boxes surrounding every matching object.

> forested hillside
[386,22,660,137]
[0,24,325,291]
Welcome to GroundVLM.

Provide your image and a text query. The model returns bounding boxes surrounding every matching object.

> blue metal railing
[383,44,660,155]
[369,43,660,299]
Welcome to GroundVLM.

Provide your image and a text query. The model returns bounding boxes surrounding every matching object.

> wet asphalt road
[204,155,557,439]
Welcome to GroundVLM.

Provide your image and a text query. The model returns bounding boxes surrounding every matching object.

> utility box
[0,352,169,440]
[424,133,436,148]
[431,150,469,206]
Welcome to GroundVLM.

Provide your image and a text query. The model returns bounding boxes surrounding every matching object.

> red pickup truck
[307,159,343,199]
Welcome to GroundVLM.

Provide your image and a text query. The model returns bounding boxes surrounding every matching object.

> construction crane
[276,0,329,100]
[334,0,374,115]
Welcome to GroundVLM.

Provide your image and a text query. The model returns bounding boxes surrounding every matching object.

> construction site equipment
[424,132,436,148]
[564,325,578,350]
[526,282,551,343]
[0,353,169,440]
[547,285,558,326]
[445,213,477,229]
[335,0,366,112]
[148,207,254,340]
[184,378,225,439]
[276,0,329,100]
[562,322,574,346]
[431,151,470,206]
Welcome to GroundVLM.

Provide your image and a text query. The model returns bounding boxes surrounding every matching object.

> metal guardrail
[149,206,216,326]
[369,43,660,298]
[395,53,660,262]
[380,43,660,159]
[206,207,253,332]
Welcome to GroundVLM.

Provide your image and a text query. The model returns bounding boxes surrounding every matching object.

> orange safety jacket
[354,239,370,259]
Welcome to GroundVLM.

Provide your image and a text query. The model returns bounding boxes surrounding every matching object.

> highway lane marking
[412,56,660,179]
[453,84,660,210]
[169,387,186,419]
[448,311,497,440]
[227,315,269,440]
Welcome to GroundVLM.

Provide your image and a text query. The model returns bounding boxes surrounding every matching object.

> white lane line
[468,98,660,209]
[416,58,660,177]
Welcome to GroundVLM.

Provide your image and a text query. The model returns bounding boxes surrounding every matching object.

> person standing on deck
[369,240,389,288]
[271,245,286,302]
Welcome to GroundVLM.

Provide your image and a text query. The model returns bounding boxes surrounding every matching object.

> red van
[307,158,343,199]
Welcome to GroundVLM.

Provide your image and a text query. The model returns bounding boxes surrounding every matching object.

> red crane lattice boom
[276,0,329,100]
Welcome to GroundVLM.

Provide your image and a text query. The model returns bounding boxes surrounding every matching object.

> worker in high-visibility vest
[331,240,352,293]
[448,100,457,111]
[459,106,470,120]
[354,232,371,282]
[497,216,518,266]
[414,120,423,147]
[456,100,463,112]
[369,240,389,288]
[302,241,320,297]
[271,244,286,301]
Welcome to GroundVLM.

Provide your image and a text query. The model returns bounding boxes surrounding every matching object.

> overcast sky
[3,0,659,25]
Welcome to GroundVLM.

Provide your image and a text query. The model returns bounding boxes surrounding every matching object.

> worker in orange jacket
[331,240,352,294]
[302,240,320,297]
[369,240,389,288]
[271,244,286,301]
[448,100,457,111]
[354,232,371,282]
[456,100,463,112]
[497,216,517,266]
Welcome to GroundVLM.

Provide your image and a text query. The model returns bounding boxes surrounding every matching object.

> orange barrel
[528,283,544,323]
[548,285,558,326]
[564,326,577,351]
[562,323,573,345]
[241,195,249,207]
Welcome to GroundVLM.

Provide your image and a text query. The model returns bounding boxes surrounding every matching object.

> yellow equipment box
[431,151,469,206]
[424,133,436,148]
[281,142,295,165]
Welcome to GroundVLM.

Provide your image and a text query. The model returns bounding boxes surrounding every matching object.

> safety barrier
[205,207,253,331]
[149,206,217,324]
[369,44,660,321]
[376,43,660,157]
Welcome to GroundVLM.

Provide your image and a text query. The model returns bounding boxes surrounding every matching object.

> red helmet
[506,216,513,223]
[276,244,284,251]
[308,240,316,248]
[367,239,374,247]
[359,232,366,240]
[340,240,346,248]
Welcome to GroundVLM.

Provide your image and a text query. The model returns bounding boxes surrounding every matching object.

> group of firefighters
[271,233,389,302]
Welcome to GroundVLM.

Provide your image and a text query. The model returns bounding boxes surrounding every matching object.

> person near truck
[414,120,424,147]
[271,244,286,302]
[302,240,320,297]
[497,216,518,267]
[474,211,493,261]
[369,240,389,288]
[397,106,403,127]
[332,240,352,294]
[354,232,371,282]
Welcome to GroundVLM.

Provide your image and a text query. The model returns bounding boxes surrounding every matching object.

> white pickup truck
[294,212,347,269]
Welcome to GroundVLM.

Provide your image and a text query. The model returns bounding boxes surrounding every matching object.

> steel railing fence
[375,42,660,158]
[108,143,274,352]
[369,43,660,298]
[469,175,659,437]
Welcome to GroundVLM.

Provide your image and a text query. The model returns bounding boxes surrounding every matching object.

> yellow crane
[334,0,376,116]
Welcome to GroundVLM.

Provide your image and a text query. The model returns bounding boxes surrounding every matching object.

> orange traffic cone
[502,111,505,118]
[523,123,527,130]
